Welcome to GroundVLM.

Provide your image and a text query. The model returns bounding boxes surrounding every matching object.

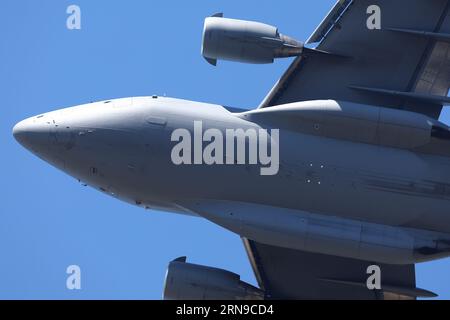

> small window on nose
[90,167,98,175]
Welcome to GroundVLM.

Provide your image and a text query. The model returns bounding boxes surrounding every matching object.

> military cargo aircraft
[13,0,450,299]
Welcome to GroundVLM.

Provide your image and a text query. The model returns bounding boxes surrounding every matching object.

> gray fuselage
[13,96,450,236]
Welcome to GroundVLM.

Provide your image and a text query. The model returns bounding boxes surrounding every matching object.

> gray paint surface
[12,0,450,299]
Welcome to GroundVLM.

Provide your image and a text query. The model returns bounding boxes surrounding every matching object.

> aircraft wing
[176,199,438,300]
[243,238,437,300]
[260,0,450,119]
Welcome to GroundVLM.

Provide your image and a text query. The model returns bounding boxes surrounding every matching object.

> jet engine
[201,13,303,65]
[163,257,264,300]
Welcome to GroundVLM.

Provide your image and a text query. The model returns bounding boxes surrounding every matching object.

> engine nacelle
[202,14,303,65]
[163,257,264,300]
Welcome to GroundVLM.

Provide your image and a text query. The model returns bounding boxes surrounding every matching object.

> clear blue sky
[1,0,449,299]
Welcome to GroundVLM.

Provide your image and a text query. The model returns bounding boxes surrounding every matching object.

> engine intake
[163,257,264,300]
[202,13,303,65]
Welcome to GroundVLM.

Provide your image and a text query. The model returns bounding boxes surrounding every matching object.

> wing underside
[260,0,450,119]
[243,238,437,300]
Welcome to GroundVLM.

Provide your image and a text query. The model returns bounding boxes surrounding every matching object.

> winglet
[211,12,224,18]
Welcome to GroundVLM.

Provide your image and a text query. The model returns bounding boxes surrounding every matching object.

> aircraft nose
[13,119,29,146]
[12,117,51,152]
